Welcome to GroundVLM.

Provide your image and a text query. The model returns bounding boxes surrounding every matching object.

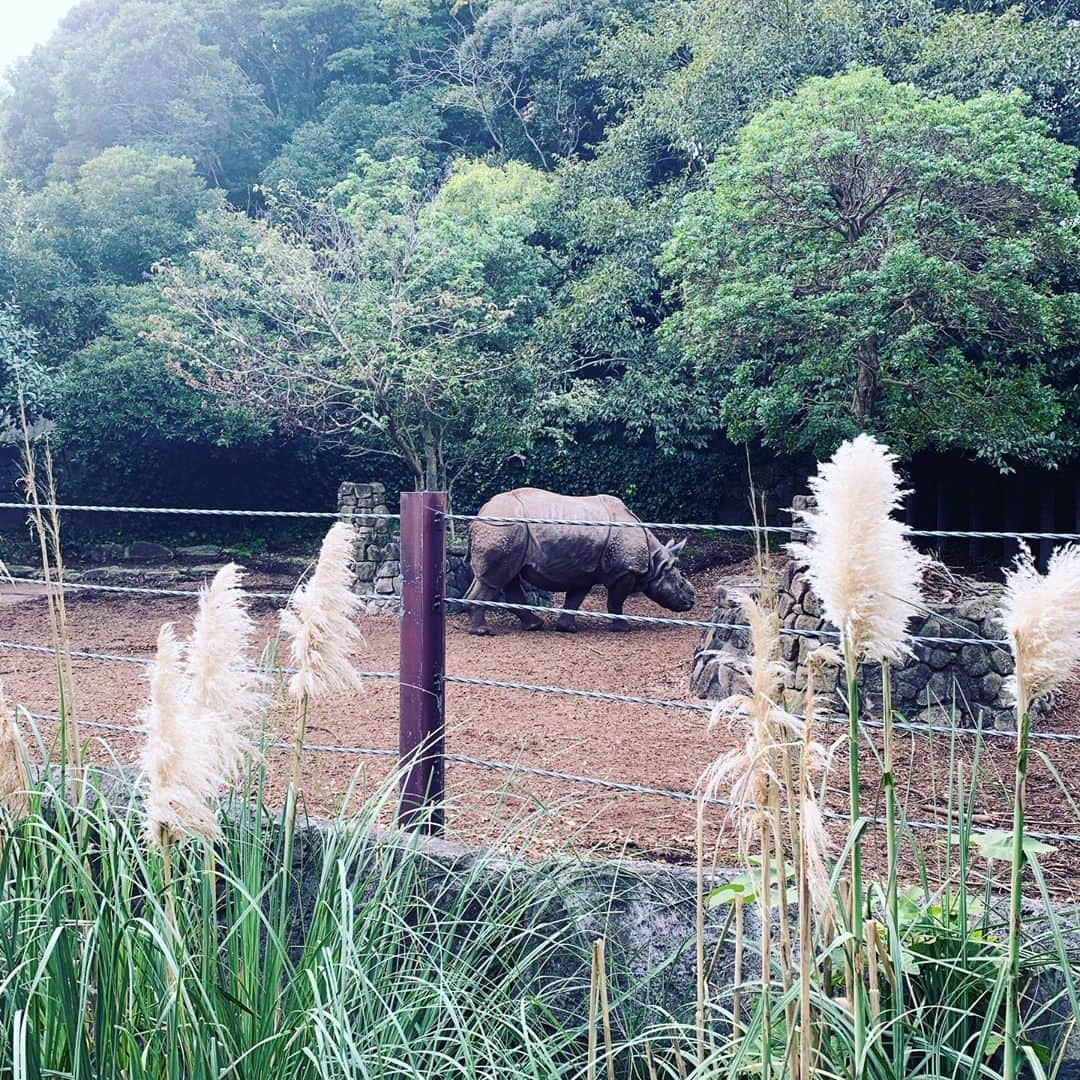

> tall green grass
[0,762,656,1079]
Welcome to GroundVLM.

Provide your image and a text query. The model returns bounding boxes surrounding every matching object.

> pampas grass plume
[186,562,258,780]
[281,522,364,701]
[789,434,924,663]
[702,595,795,852]
[800,796,834,919]
[1000,543,1080,717]
[142,624,222,848]
[0,681,29,821]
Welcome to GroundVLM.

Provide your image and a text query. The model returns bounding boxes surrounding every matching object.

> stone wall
[690,562,1018,728]
[690,550,1033,730]
[337,482,401,609]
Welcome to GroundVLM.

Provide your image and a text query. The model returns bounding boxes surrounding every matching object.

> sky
[0,0,78,78]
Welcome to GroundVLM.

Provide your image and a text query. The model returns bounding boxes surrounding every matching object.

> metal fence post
[398,491,446,833]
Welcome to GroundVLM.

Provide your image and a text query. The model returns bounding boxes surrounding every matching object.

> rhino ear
[667,538,687,557]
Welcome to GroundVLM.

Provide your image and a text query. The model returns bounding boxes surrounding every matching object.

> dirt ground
[2,563,1080,896]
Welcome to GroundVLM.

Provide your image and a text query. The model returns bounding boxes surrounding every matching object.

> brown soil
[2,567,1080,896]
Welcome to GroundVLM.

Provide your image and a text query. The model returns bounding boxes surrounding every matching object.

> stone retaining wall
[690,493,1032,728]
[691,562,1018,728]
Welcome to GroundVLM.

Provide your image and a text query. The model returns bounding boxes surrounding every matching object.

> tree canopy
[154,157,560,492]
[1,0,1079,512]
[661,69,1080,467]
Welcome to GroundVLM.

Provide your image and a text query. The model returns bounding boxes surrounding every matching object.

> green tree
[904,6,1080,148]
[534,0,936,459]
[0,306,52,428]
[31,148,221,284]
[661,68,1080,468]
[154,156,560,491]
[410,0,624,168]
[0,1,274,191]
[0,149,219,359]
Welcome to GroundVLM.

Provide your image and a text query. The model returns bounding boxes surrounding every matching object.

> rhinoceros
[463,488,695,635]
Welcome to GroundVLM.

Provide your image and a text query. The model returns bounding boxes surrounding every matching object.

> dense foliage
[1,0,1078,512]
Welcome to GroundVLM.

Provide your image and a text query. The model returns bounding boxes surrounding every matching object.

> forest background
[1,0,1077,526]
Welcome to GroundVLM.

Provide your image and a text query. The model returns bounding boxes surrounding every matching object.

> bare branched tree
[153,166,556,492]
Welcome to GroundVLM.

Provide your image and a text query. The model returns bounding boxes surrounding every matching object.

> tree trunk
[421,425,441,492]
[852,335,879,420]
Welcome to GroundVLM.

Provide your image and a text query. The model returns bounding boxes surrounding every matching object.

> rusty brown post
[398,490,446,833]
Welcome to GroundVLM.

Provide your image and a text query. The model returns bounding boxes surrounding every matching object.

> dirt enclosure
[3,562,1080,892]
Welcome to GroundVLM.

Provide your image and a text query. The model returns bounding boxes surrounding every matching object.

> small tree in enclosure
[154,155,559,492]
[0,306,51,428]
[661,67,1080,468]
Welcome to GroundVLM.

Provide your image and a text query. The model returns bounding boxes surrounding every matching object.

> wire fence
[3,578,1008,646]
[3,636,1078,744]
[4,496,1080,847]
[21,708,1080,845]
[2,499,1078,542]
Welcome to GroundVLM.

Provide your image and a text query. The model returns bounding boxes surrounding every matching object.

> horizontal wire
[0,502,396,521]
[5,574,406,617]
[452,513,1080,543]
[456,597,1008,647]
[1,500,1074,542]
[443,673,713,712]
[449,514,793,535]
[6,576,293,601]
[22,710,1080,844]
[0,638,399,681]
[8,638,1079,743]
[905,528,1080,541]
[5,576,1004,646]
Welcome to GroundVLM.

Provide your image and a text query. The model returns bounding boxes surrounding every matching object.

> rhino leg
[464,578,500,636]
[466,521,528,636]
[555,587,590,633]
[504,578,543,630]
[606,575,635,632]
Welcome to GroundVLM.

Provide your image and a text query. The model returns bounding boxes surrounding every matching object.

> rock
[859,665,884,696]
[375,577,396,595]
[780,562,797,591]
[990,649,1013,676]
[893,662,932,697]
[126,540,173,563]
[955,593,1000,622]
[960,645,991,678]
[928,647,953,671]
[693,560,1019,730]
[927,670,956,704]
[175,544,223,561]
[981,671,1004,702]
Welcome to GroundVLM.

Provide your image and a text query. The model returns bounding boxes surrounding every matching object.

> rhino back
[476,489,651,586]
